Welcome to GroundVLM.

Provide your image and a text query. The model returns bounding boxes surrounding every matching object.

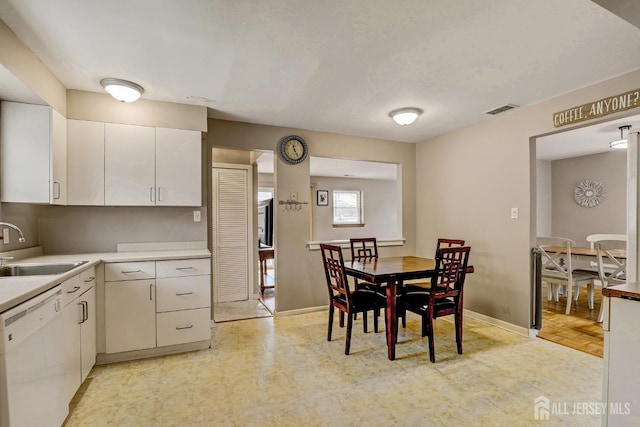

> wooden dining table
[344,256,473,360]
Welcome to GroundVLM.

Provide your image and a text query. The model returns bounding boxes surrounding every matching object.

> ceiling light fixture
[389,107,423,126]
[609,125,632,149]
[100,78,144,103]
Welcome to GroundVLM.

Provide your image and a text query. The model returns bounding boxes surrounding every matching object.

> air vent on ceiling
[484,104,519,115]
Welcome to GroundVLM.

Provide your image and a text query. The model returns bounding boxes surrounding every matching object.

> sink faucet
[0,222,26,243]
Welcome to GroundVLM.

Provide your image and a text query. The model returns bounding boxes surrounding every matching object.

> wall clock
[574,179,605,208]
[279,135,308,165]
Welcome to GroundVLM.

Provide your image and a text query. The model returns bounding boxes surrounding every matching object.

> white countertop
[0,248,211,313]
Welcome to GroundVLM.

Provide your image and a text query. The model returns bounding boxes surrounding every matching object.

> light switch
[511,208,519,219]
[193,211,201,222]
[2,228,9,244]
[290,192,298,201]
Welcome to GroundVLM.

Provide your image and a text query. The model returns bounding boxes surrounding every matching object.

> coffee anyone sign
[553,88,640,127]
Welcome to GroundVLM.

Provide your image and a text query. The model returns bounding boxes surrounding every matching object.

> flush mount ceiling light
[609,125,632,149]
[389,107,423,126]
[100,78,144,103]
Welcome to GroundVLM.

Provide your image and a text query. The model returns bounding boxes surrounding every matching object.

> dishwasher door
[0,285,67,427]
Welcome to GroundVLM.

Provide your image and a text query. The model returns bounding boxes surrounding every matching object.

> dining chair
[537,237,595,315]
[593,236,626,322]
[320,243,387,355]
[397,246,471,363]
[404,238,466,292]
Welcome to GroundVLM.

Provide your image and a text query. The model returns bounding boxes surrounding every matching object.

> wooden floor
[537,282,604,358]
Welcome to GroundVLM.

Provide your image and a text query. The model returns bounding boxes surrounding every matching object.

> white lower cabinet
[104,258,211,357]
[105,278,156,353]
[63,266,97,403]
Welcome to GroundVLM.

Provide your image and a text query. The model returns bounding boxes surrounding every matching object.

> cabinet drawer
[62,274,82,307]
[156,258,210,278]
[156,275,210,312]
[156,308,211,347]
[79,266,96,294]
[105,261,155,282]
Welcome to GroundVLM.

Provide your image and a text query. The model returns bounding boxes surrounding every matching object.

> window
[333,190,364,226]
[258,188,273,202]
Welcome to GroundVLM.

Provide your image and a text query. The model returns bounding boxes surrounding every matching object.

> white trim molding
[307,237,405,250]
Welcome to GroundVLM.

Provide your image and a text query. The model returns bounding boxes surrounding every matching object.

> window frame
[332,190,365,227]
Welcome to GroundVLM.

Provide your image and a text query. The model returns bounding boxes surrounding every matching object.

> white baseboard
[463,309,530,337]
[275,305,328,317]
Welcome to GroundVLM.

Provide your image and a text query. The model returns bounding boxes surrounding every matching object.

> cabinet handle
[80,301,88,323]
[175,267,194,271]
[150,187,155,202]
[176,291,194,296]
[149,283,153,301]
[67,286,81,294]
[158,186,164,202]
[176,325,193,330]
[84,276,95,283]
[121,270,142,274]
[53,181,61,200]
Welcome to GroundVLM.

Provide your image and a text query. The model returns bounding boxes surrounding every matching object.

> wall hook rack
[278,199,309,211]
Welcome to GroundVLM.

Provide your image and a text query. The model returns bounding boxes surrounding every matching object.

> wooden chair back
[431,246,471,297]
[594,237,626,287]
[537,236,576,277]
[350,237,378,260]
[320,243,352,304]
[436,238,466,250]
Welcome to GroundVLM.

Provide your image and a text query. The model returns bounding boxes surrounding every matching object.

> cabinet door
[155,128,201,206]
[0,101,51,203]
[50,108,67,205]
[80,286,96,382]
[63,297,81,403]
[105,280,156,353]
[105,123,155,206]
[68,120,105,205]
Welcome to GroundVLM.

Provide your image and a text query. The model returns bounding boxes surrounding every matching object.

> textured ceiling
[0,0,639,147]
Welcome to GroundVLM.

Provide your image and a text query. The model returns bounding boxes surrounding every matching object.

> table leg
[385,277,397,360]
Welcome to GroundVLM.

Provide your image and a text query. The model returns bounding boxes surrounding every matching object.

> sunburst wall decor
[574,179,605,208]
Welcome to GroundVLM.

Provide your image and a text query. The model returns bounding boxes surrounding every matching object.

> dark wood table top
[345,256,438,283]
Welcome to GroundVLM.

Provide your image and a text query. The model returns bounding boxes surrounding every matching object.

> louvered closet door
[212,167,249,302]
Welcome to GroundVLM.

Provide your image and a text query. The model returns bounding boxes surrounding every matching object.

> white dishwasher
[0,285,68,427]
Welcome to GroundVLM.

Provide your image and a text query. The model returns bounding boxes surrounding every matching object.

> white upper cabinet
[101,124,201,206]
[105,123,156,206]
[68,120,105,205]
[155,127,201,206]
[0,101,67,204]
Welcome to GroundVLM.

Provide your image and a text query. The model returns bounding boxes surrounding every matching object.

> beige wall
[67,90,207,131]
[0,19,66,114]
[208,119,416,312]
[551,151,626,246]
[311,176,399,241]
[536,160,552,237]
[416,68,640,328]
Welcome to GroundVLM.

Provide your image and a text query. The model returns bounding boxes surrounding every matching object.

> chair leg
[327,305,334,341]
[345,310,353,355]
[455,308,463,355]
[565,282,573,314]
[339,311,344,328]
[425,312,436,363]
[546,282,552,301]
[362,311,368,333]
[373,309,379,333]
[587,282,595,310]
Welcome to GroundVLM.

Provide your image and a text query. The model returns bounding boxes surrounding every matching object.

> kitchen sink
[0,261,88,277]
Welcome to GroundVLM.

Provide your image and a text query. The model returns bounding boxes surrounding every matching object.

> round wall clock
[574,179,605,208]
[279,135,308,165]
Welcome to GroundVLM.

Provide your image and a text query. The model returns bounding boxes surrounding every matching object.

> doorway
[533,115,640,356]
